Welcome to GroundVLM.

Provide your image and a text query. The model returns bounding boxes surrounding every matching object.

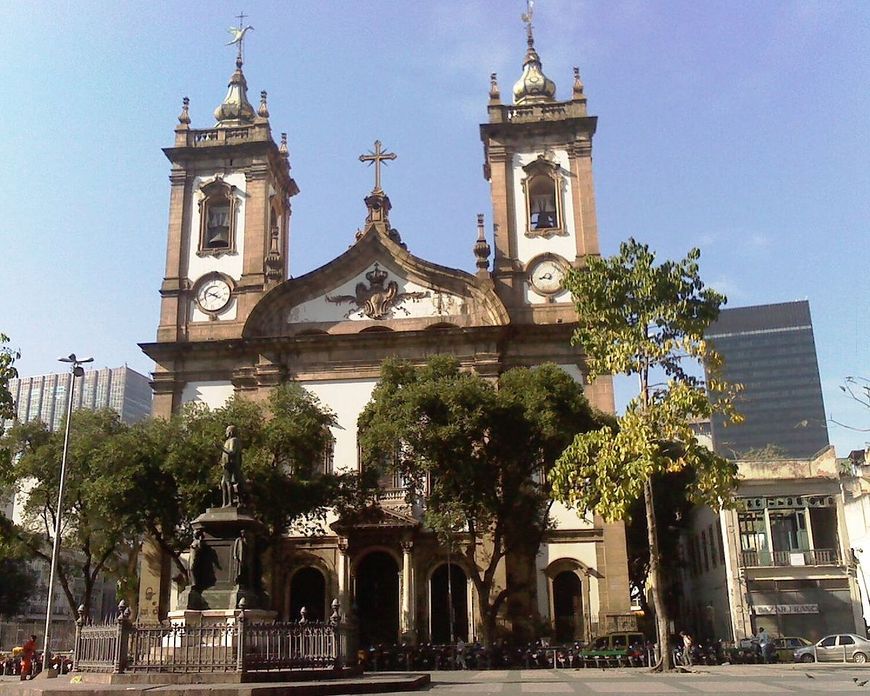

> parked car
[581,632,647,664]
[794,634,870,663]
[773,636,812,663]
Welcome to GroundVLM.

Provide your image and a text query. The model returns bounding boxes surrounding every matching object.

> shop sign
[752,604,819,615]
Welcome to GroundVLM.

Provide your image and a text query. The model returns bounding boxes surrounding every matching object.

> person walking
[20,634,36,681]
[679,631,694,667]
[755,626,772,663]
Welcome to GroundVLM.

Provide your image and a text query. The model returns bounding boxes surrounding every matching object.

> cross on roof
[359,140,397,193]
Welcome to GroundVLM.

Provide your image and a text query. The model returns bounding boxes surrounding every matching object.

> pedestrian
[455,637,467,670]
[755,626,772,663]
[679,631,694,666]
[20,634,36,681]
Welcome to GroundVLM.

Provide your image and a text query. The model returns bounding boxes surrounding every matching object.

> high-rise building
[2,366,152,520]
[4,365,152,433]
[707,300,829,459]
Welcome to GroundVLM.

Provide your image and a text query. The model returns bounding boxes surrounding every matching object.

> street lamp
[39,353,92,677]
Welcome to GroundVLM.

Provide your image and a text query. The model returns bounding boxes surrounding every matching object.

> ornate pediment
[325,263,430,320]
[242,227,510,338]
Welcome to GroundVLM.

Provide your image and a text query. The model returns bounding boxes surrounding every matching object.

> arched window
[521,154,564,238]
[198,178,238,254]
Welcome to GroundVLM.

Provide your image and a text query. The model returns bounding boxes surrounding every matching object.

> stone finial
[299,606,308,625]
[258,90,270,118]
[279,132,289,157]
[265,227,282,282]
[474,213,491,272]
[330,598,341,626]
[489,73,501,105]
[178,97,191,125]
[572,67,584,97]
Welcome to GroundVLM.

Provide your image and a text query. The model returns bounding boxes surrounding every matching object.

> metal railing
[740,547,840,567]
[73,601,345,675]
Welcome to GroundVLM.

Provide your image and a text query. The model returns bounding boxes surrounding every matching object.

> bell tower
[480,7,600,315]
[156,25,298,346]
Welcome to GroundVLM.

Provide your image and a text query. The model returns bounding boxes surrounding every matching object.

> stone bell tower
[150,27,299,419]
[480,7,601,317]
[156,29,298,348]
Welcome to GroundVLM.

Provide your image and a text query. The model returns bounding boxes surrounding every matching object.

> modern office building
[707,300,830,459]
[1,366,151,520]
[4,365,152,433]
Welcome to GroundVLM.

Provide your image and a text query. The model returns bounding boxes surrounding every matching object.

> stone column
[337,538,349,612]
[401,540,415,640]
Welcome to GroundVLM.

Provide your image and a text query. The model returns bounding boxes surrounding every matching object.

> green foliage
[126,383,370,583]
[551,238,741,669]
[0,383,369,615]
[0,410,138,617]
[0,334,20,470]
[358,355,607,641]
[552,239,742,520]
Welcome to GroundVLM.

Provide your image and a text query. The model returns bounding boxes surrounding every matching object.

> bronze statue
[218,425,246,506]
[232,530,250,587]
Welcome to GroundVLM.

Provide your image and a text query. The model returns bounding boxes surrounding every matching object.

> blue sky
[3,1,868,454]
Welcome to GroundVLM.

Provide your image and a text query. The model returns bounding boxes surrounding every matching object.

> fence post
[113,600,131,674]
[236,600,247,673]
[72,605,87,673]
[330,599,342,669]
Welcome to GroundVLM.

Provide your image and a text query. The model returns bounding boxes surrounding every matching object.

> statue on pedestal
[218,425,247,507]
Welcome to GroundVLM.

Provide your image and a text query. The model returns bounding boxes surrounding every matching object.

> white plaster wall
[187,171,247,283]
[535,541,601,621]
[189,296,239,323]
[301,379,377,474]
[289,261,464,323]
[180,381,235,408]
[511,150,577,266]
[525,285,572,305]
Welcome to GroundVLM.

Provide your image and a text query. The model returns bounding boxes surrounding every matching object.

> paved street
[3,665,870,696]
[386,665,870,696]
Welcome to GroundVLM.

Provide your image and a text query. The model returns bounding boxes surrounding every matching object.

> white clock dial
[530,259,567,295]
[196,278,232,312]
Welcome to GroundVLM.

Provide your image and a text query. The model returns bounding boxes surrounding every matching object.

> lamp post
[40,353,92,677]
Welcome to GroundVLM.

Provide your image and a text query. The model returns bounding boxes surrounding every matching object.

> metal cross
[236,11,248,26]
[359,140,397,193]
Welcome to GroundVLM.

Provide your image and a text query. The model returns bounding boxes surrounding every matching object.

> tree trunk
[644,477,672,670]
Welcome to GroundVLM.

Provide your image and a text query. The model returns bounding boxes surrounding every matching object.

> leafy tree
[0,410,139,618]
[550,239,741,670]
[358,356,607,643]
[127,384,370,607]
[0,333,19,468]
[0,383,370,618]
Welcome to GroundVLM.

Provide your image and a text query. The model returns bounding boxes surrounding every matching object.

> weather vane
[359,140,397,193]
[226,11,254,63]
[521,0,535,38]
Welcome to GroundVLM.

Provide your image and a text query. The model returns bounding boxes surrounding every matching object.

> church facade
[137,19,631,645]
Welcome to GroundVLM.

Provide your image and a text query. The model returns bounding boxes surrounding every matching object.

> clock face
[530,258,567,295]
[196,277,232,312]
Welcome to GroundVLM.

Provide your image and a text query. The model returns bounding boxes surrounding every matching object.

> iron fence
[73,601,344,675]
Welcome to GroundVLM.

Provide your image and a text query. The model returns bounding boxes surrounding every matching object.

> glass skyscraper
[707,300,830,459]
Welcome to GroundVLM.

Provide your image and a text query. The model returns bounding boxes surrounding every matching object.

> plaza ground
[3,664,870,696]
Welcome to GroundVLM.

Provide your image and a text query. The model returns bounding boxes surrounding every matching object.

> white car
[794,634,870,663]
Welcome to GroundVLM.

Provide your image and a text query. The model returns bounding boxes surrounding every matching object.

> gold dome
[214,57,256,126]
[512,35,556,104]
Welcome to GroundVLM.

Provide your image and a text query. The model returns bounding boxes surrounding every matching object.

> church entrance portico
[354,550,400,647]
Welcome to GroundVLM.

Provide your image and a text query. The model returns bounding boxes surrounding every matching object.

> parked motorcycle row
[359,641,654,671]
[359,638,778,671]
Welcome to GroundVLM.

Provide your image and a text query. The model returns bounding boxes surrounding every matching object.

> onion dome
[512,21,556,104]
[214,56,256,125]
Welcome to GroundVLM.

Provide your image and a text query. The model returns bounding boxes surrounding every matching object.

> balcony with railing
[740,548,840,568]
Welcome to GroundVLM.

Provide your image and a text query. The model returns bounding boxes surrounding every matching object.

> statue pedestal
[178,505,271,612]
